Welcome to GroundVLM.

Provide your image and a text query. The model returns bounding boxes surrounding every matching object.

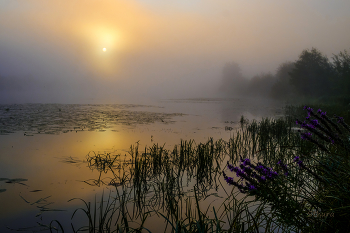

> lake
[0,98,284,232]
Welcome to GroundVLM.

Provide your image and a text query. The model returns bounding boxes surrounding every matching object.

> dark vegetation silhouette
[221,47,350,102]
[220,62,248,96]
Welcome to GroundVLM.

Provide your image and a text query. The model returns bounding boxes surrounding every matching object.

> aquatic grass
[40,116,297,232]
[222,106,350,232]
[27,104,350,232]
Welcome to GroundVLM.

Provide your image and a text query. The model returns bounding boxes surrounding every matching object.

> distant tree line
[220,48,350,101]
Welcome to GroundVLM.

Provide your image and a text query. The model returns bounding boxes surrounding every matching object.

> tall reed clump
[34,104,350,232]
[223,106,350,232]
[51,138,233,232]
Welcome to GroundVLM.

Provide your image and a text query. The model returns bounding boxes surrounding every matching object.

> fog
[1,0,350,104]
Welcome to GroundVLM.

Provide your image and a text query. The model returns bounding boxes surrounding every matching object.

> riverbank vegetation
[24,101,350,232]
[220,47,350,103]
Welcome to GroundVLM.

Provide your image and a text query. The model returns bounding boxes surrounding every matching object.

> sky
[0,0,349,104]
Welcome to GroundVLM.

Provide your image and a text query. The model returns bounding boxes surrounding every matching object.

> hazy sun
[103,48,107,52]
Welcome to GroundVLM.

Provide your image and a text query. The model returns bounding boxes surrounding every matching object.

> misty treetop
[289,48,334,97]
[220,47,350,101]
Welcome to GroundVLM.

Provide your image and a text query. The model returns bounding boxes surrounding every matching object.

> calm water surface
[0,98,284,232]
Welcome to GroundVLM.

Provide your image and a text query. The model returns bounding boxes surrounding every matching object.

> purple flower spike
[317,109,322,114]
[296,160,304,168]
[337,116,344,123]
[307,107,314,113]
[301,132,312,140]
[320,112,327,118]
[301,121,308,128]
[242,158,251,166]
[246,183,257,191]
[310,119,319,127]
[227,162,235,172]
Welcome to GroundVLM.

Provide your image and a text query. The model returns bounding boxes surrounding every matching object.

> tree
[246,72,276,97]
[289,48,334,97]
[270,62,295,99]
[220,62,248,96]
[332,50,350,96]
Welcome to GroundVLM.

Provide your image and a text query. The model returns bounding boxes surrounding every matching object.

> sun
[103,48,107,52]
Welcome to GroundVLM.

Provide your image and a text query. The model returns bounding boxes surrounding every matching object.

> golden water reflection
[0,99,284,231]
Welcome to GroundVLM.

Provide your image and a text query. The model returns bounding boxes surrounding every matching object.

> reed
[28,104,350,232]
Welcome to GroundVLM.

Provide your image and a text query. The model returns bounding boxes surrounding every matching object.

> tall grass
[29,104,350,232]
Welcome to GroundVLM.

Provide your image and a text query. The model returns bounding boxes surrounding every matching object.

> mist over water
[1,0,350,231]
[1,0,350,104]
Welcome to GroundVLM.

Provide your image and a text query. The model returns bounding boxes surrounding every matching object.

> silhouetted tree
[332,50,350,96]
[289,48,334,97]
[246,72,276,97]
[220,62,248,96]
[270,62,295,99]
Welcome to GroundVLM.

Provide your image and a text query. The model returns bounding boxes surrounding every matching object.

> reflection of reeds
[32,105,350,232]
[61,123,289,232]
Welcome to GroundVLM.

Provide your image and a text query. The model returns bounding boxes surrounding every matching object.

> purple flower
[300,132,312,140]
[254,163,278,180]
[223,171,238,186]
[296,160,304,167]
[317,109,322,114]
[227,162,235,172]
[242,166,252,174]
[320,112,327,118]
[307,107,314,113]
[337,116,344,123]
[242,158,251,166]
[310,119,319,127]
[245,182,257,191]
[293,156,305,168]
[236,169,245,177]
[277,160,289,176]
[300,121,308,128]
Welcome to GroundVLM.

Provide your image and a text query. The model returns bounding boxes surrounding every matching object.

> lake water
[0,98,284,232]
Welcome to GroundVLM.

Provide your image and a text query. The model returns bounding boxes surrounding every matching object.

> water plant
[14,104,350,232]
[223,106,350,232]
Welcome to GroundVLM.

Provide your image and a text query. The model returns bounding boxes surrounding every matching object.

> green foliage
[246,73,276,97]
[332,50,350,96]
[289,47,334,97]
[270,62,296,99]
[221,48,350,103]
[25,104,350,232]
[229,106,350,232]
